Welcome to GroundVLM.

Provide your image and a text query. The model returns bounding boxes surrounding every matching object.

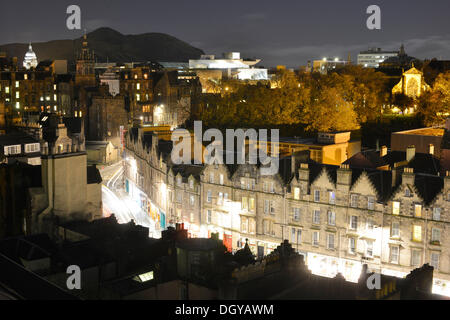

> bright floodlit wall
[124,128,450,297]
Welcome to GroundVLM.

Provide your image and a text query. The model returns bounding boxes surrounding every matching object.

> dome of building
[23,43,38,70]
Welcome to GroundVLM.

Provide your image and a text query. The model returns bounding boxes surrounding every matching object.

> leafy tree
[417,71,450,126]
[392,93,415,114]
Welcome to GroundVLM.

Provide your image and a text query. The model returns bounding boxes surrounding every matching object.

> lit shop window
[15,81,19,88]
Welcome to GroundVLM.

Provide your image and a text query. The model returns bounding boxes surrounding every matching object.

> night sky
[1,0,450,67]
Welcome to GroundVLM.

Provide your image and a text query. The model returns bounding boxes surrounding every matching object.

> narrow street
[99,160,157,237]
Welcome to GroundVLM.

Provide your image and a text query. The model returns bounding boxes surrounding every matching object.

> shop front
[306,252,363,283]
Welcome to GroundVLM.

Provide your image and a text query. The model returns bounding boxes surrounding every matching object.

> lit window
[54,94,57,101]
[15,81,19,88]
[413,225,422,242]
[242,197,248,210]
[25,143,40,153]
[4,145,21,155]
[390,246,399,264]
[294,187,300,200]
[206,210,212,224]
[219,174,224,185]
[329,191,335,204]
[136,94,140,101]
[190,195,195,206]
[217,192,223,205]
[392,201,400,215]
[5,86,9,94]
[135,271,154,282]
[16,92,20,99]
[137,83,141,90]
[15,102,20,109]
[414,204,422,217]
[249,197,255,211]
[241,217,248,233]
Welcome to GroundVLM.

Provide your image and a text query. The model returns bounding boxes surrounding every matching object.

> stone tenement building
[124,127,450,296]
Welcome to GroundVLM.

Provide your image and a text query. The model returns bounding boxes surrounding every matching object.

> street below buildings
[99,160,157,237]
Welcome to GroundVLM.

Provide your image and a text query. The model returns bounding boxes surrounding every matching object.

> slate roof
[345,150,441,175]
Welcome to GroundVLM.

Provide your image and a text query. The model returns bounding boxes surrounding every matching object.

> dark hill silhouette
[0,27,204,63]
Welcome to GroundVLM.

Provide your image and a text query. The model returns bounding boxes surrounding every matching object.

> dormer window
[405,188,411,197]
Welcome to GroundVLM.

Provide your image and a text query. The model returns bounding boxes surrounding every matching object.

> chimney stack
[406,146,416,162]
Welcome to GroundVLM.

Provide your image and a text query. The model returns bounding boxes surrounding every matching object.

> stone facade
[124,128,450,296]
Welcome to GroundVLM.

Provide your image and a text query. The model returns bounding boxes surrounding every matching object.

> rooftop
[393,128,445,137]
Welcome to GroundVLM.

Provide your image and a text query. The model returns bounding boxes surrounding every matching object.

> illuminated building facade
[124,127,450,297]
[0,70,73,117]
[392,66,431,99]
[358,47,399,68]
